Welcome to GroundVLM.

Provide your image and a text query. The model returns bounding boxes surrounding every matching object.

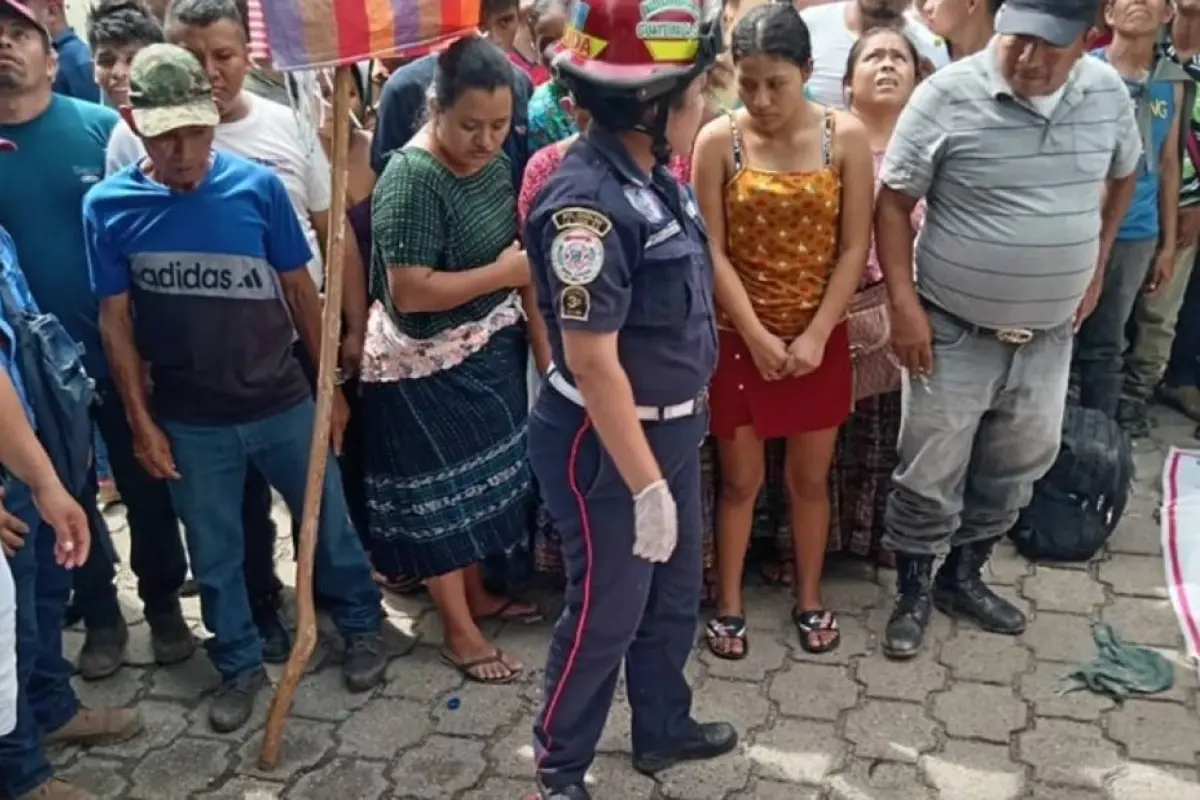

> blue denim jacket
[0,226,38,426]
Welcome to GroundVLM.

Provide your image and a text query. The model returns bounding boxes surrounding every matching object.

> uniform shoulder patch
[550,228,605,286]
[560,285,591,321]
[551,207,613,237]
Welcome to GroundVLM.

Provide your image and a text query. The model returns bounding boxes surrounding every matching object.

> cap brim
[130,98,220,138]
[995,6,1089,48]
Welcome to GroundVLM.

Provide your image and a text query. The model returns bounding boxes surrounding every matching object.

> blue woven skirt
[360,324,534,579]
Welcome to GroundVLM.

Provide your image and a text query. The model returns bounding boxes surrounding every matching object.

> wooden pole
[259,65,353,771]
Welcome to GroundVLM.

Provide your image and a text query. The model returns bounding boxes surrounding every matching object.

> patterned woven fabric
[247,0,271,62]
[260,0,481,71]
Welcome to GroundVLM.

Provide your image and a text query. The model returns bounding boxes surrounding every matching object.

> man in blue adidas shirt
[0,0,194,682]
[0,223,143,800]
[87,43,387,733]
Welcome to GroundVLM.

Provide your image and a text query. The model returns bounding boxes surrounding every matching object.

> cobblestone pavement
[52,407,1200,799]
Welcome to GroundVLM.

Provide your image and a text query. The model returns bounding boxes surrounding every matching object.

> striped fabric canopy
[247,0,271,62]
[259,0,482,71]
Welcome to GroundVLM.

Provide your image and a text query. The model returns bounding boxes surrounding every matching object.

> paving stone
[730,779,822,799]
[1017,719,1122,788]
[1108,498,1164,557]
[920,739,1025,800]
[1108,699,1200,764]
[843,700,939,763]
[1021,612,1099,663]
[584,754,658,797]
[70,666,145,709]
[1022,567,1107,614]
[856,648,949,700]
[657,739,752,800]
[1018,662,1114,721]
[826,758,935,800]
[195,777,285,799]
[56,756,131,799]
[699,629,788,681]
[287,757,389,799]
[989,540,1035,584]
[1026,788,1105,800]
[91,699,189,758]
[740,583,796,632]
[146,654,221,701]
[387,735,488,798]
[236,719,336,780]
[336,698,431,758]
[932,683,1028,743]
[1102,596,1183,649]
[289,666,374,721]
[1098,554,1171,599]
[458,778,536,800]
[380,645,465,702]
[767,662,858,720]
[821,573,885,613]
[786,614,871,665]
[1108,763,1200,800]
[939,627,1031,684]
[432,678,528,736]
[596,691,634,753]
[488,717,538,778]
[123,622,159,667]
[129,736,233,799]
[748,717,844,784]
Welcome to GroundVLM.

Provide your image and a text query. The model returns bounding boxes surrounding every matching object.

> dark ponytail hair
[432,34,515,110]
[729,1,811,68]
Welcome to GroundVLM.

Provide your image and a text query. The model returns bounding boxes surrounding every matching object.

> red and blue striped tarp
[260,0,482,71]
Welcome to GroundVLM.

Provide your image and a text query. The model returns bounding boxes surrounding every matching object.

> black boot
[933,540,1027,634]
[883,554,934,660]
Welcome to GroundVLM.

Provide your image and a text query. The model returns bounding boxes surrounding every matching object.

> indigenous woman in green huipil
[363,36,546,684]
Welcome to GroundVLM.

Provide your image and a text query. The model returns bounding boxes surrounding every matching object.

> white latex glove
[632,479,678,563]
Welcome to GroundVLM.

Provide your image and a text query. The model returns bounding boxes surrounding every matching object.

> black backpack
[1008,405,1134,563]
[0,283,96,498]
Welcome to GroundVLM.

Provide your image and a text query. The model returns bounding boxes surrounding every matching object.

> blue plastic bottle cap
[447,697,461,710]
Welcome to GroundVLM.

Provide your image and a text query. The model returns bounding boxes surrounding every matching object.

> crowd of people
[0,0,1192,796]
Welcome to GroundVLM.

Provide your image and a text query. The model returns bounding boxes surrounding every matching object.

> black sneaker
[209,666,269,733]
[147,604,196,665]
[77,617,128,681]
[632,721,738,776]
[252,601,291,664]
[343,632,387,692]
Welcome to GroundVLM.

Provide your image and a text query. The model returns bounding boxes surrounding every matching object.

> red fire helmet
[546,0,723,101]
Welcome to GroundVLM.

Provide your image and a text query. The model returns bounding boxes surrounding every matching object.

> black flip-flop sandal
[705,615,750,661]
[792,608,841,654]
[440,647,523,684]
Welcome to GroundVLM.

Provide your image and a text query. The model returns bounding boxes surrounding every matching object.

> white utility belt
[545,364,706,423]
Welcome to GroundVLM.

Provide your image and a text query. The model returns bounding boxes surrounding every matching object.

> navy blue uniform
[524,128,717,789]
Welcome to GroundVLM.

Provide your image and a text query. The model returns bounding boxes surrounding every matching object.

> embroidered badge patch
[560,285,591,321]
[550,229,605,286]
[551,207,613,237]
[623,186,665,223]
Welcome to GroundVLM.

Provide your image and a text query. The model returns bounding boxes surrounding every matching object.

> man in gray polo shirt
[874,0,1142,660]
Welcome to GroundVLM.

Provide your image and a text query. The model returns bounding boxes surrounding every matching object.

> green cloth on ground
[1061,622,1175,702]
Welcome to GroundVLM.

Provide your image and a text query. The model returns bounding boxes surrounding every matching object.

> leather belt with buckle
[922,300,1036,346]
[546,365,707,422]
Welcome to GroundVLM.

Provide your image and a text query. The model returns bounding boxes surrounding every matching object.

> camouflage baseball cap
[128,43,219,138]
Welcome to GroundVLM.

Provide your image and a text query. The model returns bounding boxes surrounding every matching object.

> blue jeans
[162,398,381,680]
[0,480,79,797]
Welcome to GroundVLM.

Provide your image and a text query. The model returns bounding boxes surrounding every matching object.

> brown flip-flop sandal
[473,598,544,624]
[440,648,523,684]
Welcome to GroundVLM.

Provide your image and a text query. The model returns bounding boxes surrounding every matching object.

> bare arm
[563,331,662,494]
[311,209,368,342]
[99,294,155,434]
[692,118,771,342]
[809,113,872,339]
[0,367,59,492]
[875,187,921,307]
[278,268,327,368]
[522,285,552,372]
[1157,84,1184,260]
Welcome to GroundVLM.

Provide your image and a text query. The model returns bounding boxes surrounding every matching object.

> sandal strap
[793,610,839,632]
[707,616,747,638]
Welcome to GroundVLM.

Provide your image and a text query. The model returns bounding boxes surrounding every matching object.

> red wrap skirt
[709,324,853,441]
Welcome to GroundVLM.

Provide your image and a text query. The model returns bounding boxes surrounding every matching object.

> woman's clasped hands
[746,326,827,381]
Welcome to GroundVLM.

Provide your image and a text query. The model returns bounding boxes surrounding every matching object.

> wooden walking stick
[259,65,353,771]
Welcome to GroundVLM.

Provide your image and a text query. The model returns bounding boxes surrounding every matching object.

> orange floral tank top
[717,111,841,339]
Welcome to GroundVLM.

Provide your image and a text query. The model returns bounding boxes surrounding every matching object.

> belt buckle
[995,328,1033,345]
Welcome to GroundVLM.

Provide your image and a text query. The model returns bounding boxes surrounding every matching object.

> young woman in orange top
[693,3,872,658]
